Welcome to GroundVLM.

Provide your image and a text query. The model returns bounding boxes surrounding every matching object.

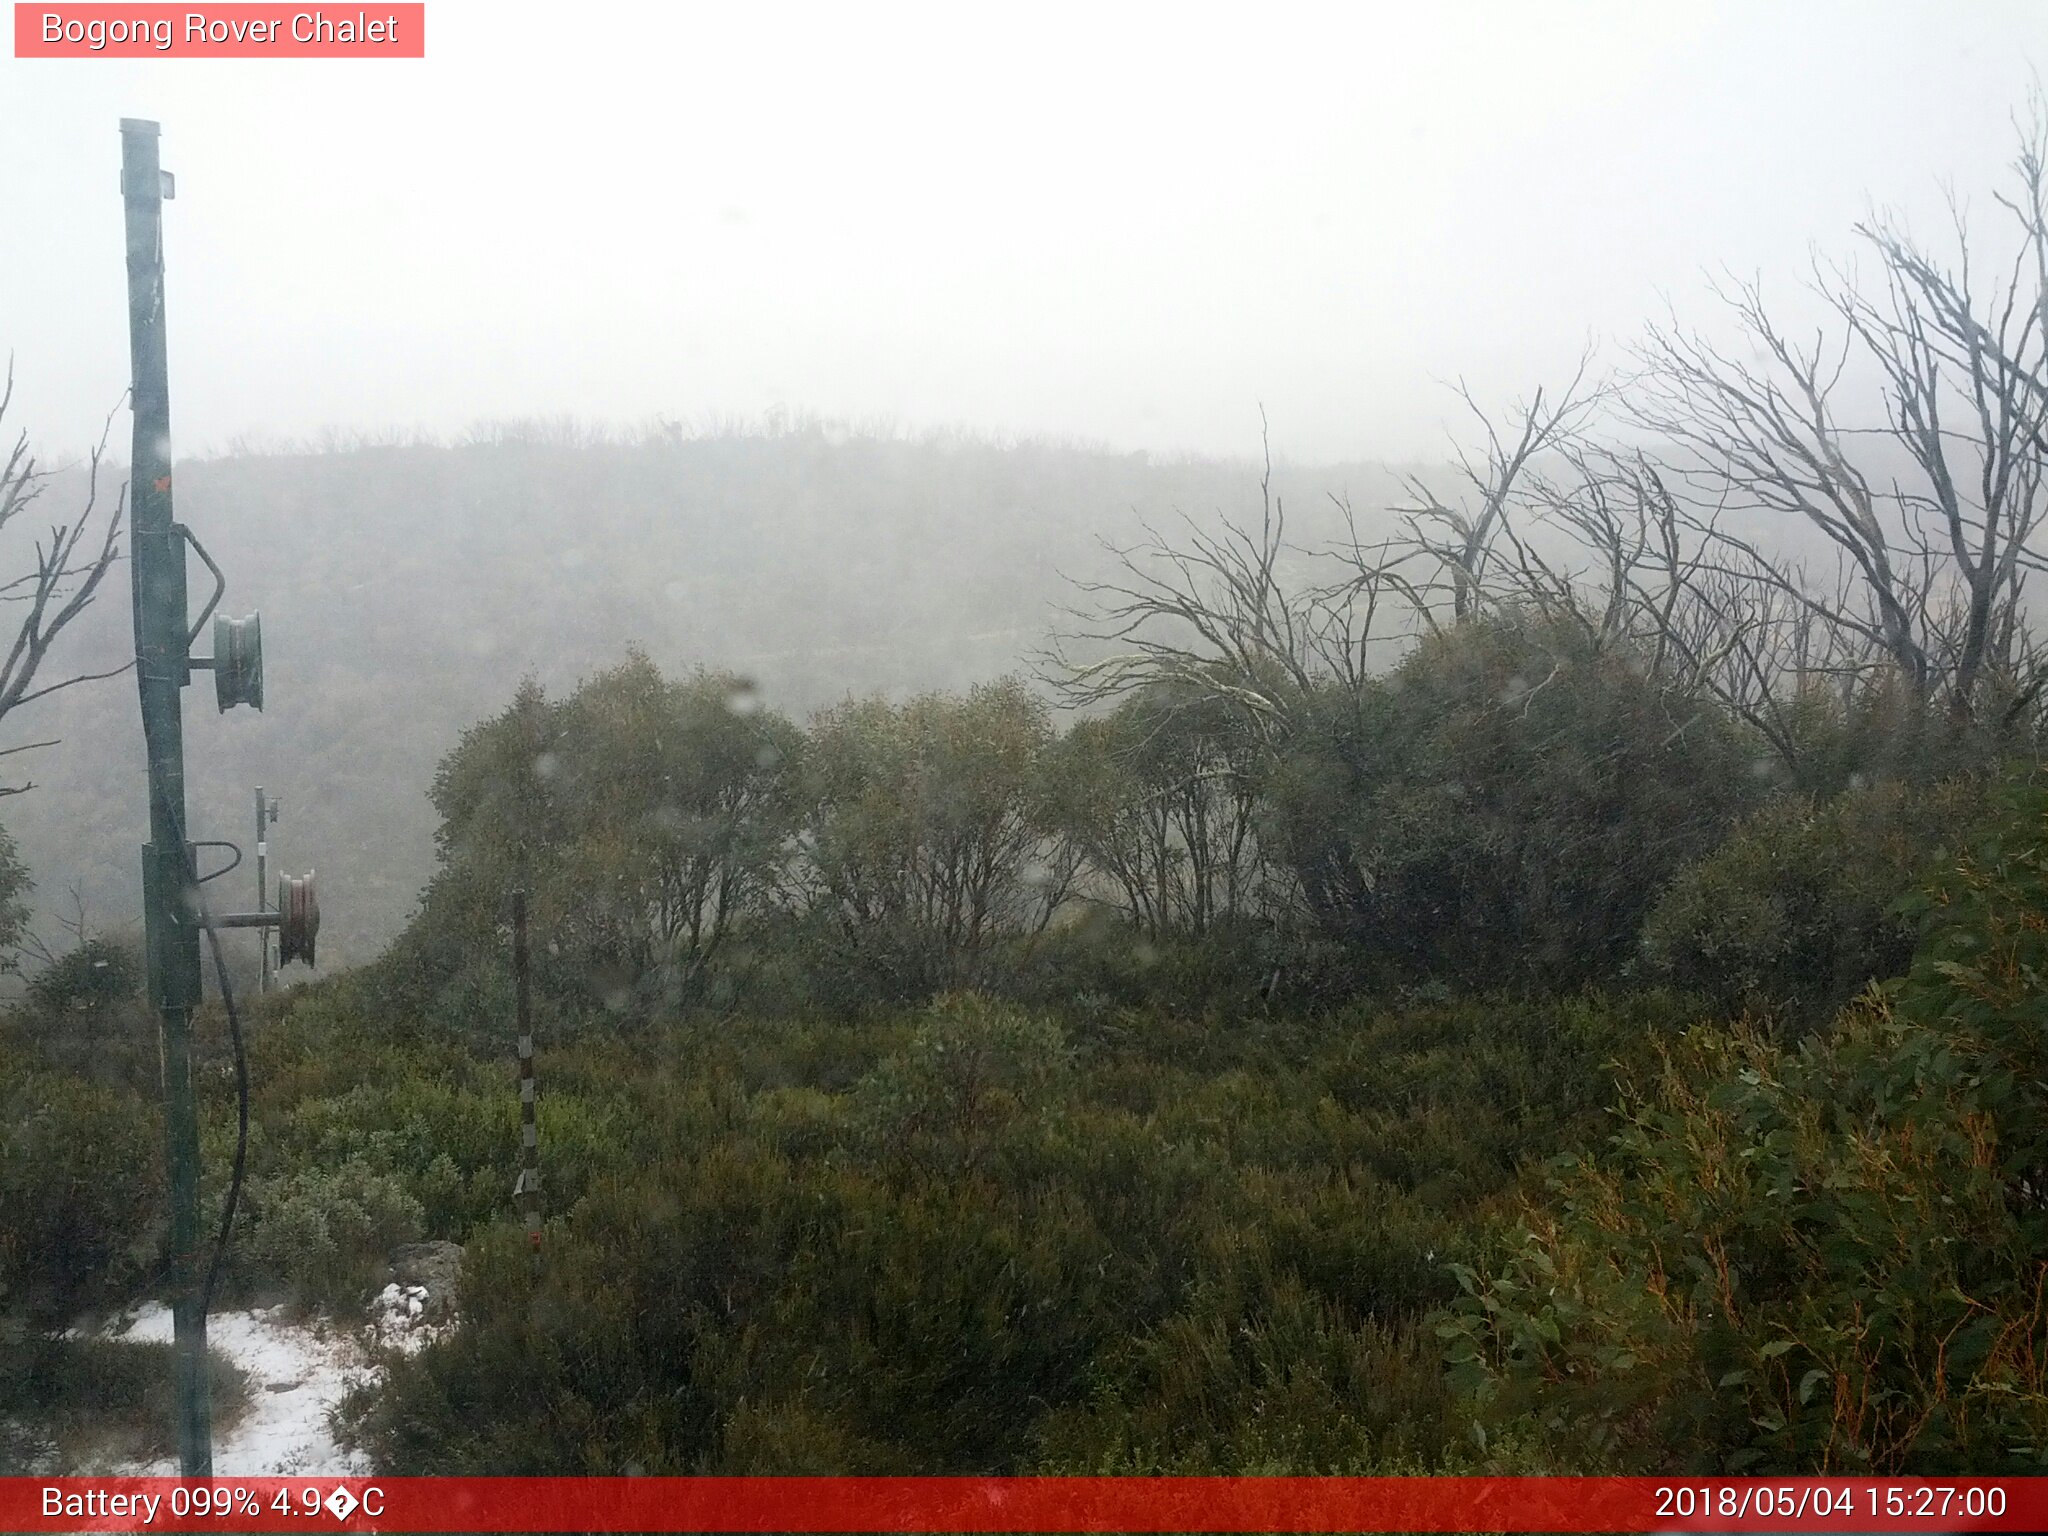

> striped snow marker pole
[512,888,541,1259]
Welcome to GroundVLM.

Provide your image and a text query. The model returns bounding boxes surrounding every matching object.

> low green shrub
[1640,776,1984,1026]
[0,1334,247,1474]
[1443,773,2048,1473]
[0,1062,163,1330]
[850,992,1071,1173]
[237,1159,425,1311]
[341,983,1672,1474]
[1030,1278,1456,1473]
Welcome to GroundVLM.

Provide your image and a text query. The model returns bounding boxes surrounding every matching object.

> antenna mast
[120,114,213,1478]
[121,118,322,1475]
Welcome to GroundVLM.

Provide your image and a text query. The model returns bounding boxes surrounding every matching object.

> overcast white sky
[1,1,2042,462]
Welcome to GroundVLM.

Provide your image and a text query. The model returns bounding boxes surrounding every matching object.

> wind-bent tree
[0,363,128,794]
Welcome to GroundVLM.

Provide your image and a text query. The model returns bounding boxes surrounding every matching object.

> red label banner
[4,1476,2044,1533]
[13,4,424,57]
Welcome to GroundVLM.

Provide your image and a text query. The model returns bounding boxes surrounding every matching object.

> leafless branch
[0,362,131,772]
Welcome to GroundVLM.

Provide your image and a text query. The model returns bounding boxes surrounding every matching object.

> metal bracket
[190,839,242,884]
[177,523,225,648]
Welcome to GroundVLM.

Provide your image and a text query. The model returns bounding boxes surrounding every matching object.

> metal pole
[121,116,211,1478]
[255,787,270,994]
[512,890,540,1262]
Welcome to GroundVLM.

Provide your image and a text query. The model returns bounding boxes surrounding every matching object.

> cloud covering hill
[3,424,1411,966]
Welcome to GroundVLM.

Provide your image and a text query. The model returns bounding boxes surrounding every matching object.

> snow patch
[368,1283,449,1354]
[99,1303,377,1476]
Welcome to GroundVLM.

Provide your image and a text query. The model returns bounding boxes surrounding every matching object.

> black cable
[133,649,250,1320]
[162,798,250,1320]
[196,902,248,1318]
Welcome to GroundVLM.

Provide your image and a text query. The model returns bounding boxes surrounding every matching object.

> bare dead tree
[0,361,130,794]
[1042,415,1431,740]
[1840,100,2048,727]
[1393,348,1604,623]
[1622,107,2048,744]
[13,885,98,973]
[1041,391,1616,936]
[1050,104,2048,830]
[1042,370,1611,733]
[1629,281,1931,685]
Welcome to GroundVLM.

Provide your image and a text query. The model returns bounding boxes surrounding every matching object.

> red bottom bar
[7,1475,2042,1534]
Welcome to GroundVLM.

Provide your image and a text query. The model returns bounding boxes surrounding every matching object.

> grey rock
[383,1240,464,1320]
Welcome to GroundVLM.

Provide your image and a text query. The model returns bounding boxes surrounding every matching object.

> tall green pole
[121,116,211,1478]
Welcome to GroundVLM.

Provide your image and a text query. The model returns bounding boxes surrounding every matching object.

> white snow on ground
[89,1297,442,1476]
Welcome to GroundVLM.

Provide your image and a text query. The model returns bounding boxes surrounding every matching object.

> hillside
[2,427,1411,965]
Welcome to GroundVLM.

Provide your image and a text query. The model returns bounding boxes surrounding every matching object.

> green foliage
[850,993,1071,1173]
[26,937,141,1014]
[0,820,30,970]
[1442,772,2048,1473]
[1765,676,2010,798]
[0,1334,247,1474]
[982,912,1308,1020]
[0,1054,163,1330]
[334,982,1679,1474]
[190,981,652,1309]
[11,938,155,1092]
[1641,776,1985,1024]
[0,940,177,1461]
[374,620,1784,1023]
[235,1160,426,1312]
[795,677,1065,1001]
[399,652,803,1026]
[1032,1279,1456,1473]
[1048,685,1269,935]
[1267,618,1758,987]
